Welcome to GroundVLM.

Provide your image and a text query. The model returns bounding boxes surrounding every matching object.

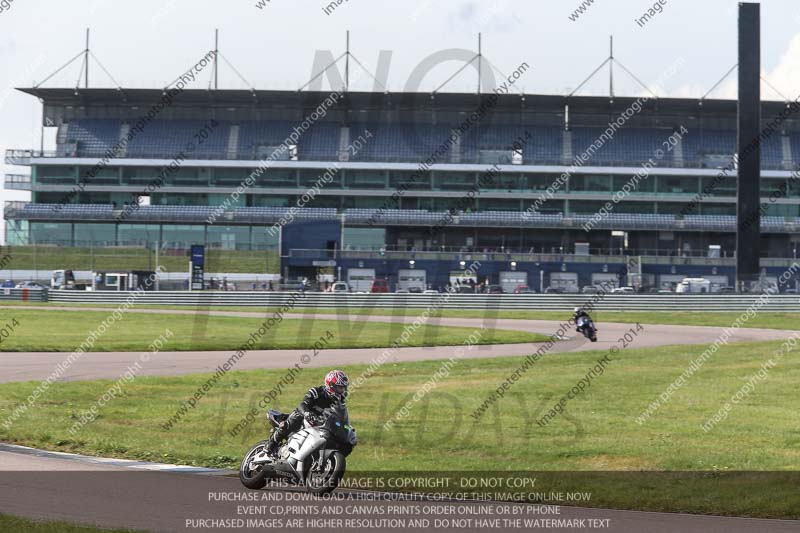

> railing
[287,248,800,265]
[4,201,29,217]
[4,147,795,171]
[7,201,800,245]
[0,288,48,302]
[43,290,800,312]
[4,150,35,166]
[4,174,31,190]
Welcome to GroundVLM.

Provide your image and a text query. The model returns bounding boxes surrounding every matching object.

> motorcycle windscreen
[327,403,350,425]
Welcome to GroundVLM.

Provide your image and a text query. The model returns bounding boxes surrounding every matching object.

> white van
[676,278,711,293]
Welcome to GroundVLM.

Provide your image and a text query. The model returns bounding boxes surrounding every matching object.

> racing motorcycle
[576,316,598,342]
[239,404,357,495]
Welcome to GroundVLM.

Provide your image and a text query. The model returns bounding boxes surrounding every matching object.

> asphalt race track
[0,307,797,532]
[0,444,797,533]
[0,306,791,383]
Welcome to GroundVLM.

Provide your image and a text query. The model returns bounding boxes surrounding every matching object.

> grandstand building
[5,88,800,291]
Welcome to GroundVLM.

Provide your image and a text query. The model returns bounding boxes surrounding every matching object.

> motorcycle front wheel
[239,440,270,489]
[305,451,346,495]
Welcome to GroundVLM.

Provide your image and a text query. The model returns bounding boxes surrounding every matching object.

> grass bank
[0,309,545,352]
[1,339,798,517]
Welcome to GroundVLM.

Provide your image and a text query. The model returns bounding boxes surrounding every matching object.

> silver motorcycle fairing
[291,425,327,476]
[280,420,327,479]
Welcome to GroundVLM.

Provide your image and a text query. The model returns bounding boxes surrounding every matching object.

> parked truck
[51,270,87,290]
[675,277,712,294]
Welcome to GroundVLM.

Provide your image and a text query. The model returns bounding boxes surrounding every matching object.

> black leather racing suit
[267,386,343,454]
[573,311,591,332]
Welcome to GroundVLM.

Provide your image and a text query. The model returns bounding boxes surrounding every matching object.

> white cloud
[761,33,800,100]
[674,32,800,101]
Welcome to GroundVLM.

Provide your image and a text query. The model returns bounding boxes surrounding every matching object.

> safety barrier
[41,290,800,312]
[0,288,48,302]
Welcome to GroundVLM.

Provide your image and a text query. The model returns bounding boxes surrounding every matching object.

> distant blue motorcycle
[577,316,598,342]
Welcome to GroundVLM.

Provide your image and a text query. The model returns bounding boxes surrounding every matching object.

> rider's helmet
[574,307,581,314]
[324,370,349,401]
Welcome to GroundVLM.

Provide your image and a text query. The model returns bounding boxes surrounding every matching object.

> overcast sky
[1,0,799,241]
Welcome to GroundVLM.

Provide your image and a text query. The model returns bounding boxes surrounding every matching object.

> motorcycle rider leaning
[265,370,349,457]
[573,306,592,333]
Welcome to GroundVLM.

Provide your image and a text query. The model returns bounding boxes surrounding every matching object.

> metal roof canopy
[17,87,796,119]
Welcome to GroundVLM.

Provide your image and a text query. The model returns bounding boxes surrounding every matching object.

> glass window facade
[118,224,161,245]
[6,220,29,245]
[656,176,698,195]
[36,166,76,185]
[300,168,343,188]
[571,175,612,192]
[258,169,296,188]
[251,227,280,251]
[253,195,291,207]
[208,225,251,250]
[162,225,206,248]
[344,170,386,189]
[74,223,116,246]
[389,171,431,190]
[79,166,119,186]
[30,222,72,245]
[434,172,474,190]
[344,227,385,250]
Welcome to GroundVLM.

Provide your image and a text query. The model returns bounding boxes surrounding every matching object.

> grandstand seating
[297,122,342,161]
[55,118,799,170]
[762,133,784,168]
[127,120,230,159]
[63,119,121,156]
[571,127,667,165]
[237,120,295,159]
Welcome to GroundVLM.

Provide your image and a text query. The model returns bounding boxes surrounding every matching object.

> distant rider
[265,370,349,457]
[573,307,592,333]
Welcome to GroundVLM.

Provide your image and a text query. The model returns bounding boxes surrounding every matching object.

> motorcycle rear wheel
[239,440,270,489]
[305,451,346,495]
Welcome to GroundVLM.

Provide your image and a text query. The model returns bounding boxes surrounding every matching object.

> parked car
[611,286,635,294]
[719,286,736,294]
[544,286,564,294]
[330,281,349,293]
[395,288,410,294]
[581,285,601,294]
[487,284,504,294]
[370,279,390,293]
[408,287,423,294]
[657,288,675,294]
[423,289,440,294]
[514,285,534,294]
[15,281,44,289]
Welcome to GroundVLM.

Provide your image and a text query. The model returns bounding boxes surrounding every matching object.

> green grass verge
[1,339,798,517]
[0,514,144,533]
[0,309,545,352]
[2,245,278,273]
[3,302,800,330]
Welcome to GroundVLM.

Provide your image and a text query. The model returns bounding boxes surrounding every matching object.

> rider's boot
[265,437,279,458]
